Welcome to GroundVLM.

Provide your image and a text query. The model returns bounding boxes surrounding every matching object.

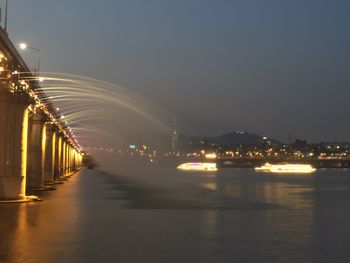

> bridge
[0,27,83,201]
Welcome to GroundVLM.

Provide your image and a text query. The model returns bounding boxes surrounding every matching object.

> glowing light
[177,163,218,171]
[61,115,65,119]
[20,109,29,198]
[205,153,217,159]
[19,43,27,50]
[255,163,316,174]
[38,77,44,82]
[42,126,47,173]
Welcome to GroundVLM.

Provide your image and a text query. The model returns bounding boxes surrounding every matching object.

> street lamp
[19,43,27,50]
[19,42,41,78]
[4,0,8,32]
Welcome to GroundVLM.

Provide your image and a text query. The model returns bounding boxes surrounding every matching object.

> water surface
[1,167,350,263]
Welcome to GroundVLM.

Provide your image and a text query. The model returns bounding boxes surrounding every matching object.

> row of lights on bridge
[1,41,81,152]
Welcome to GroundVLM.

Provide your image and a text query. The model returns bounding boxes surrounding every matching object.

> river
[1,166,350,262]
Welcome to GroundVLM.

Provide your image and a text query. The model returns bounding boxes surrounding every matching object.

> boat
[177,162,218,171]
[255,163,316,173]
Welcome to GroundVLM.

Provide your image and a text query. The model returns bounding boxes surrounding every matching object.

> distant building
[293,139,308,149]
[171,116,178,152]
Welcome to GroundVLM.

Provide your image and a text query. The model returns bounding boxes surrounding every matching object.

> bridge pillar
[62,140,67,176]
[69,146,72,173]
[70,147,75,172]
[55,134,64,180]
[44,124,56,184]
[66,144,70,175]
[74,151,78,171]
[72,149,77,172]
[0,86,29,200]
[54,135,62,180]
[78,152,82,169]
[26,111,46,189]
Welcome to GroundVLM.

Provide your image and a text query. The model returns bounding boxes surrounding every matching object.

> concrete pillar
[78,153,82,168]
[72,149,76,172]
[62,141,66,176]
[76,151,79,170]
[68,146,72,173]
[74,151,77,171]
[44,124,56,184]
[65,142,69,175]
[0,86,29,200]
[67,144,71,175]
[66,145,70,175]
[70,147,74,172]
[26,111,46,189]
[54,135,62,180]
[69,146,72,173]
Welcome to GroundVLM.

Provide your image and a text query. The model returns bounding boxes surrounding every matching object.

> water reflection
[0,174,83,263]
[196,169,317,261]
[201,182,218,192]
[201,210,219,240]
[210,169,315,208]
[1,168,350,262]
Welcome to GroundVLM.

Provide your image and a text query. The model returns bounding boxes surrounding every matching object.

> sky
[4,0,350,143]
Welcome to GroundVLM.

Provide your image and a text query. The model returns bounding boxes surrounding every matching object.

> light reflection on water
[0,175,83,263]
[0,168,350,262]
[193,169,317,260]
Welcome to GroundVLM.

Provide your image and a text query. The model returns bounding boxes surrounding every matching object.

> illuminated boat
[255,163,316,173]
[177,162,218,171]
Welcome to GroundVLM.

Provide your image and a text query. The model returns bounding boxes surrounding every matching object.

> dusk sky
[6,0,350,142]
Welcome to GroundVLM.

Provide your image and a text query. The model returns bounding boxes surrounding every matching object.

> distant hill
[208,131,280,145]
[130,131,281,151]
[177,131,281,150]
